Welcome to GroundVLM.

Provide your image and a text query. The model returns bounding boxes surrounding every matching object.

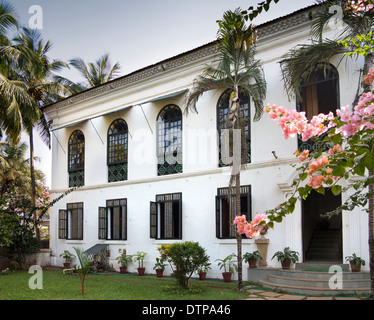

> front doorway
[302,189,342,262]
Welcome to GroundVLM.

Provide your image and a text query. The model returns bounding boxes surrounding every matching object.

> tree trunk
[368,179,374,299]
[233,93,243,291]
[364,53,373,299]
[29,127,39,241]
[235,172,243,291]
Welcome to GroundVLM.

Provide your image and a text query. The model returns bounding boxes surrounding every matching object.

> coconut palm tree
[184,8,267,291]
[69,53,121,89]
[0,27,72,239]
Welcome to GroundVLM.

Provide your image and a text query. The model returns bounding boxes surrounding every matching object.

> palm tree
[69,53,121,89]
[280,0,374,298]
[184,8,267,291]
[281,0,373,101]
[0,27,72,239]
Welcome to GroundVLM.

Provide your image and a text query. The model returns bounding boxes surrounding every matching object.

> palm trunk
[29,127,39,241]
[369,176,374,299]
[233,93,243,291]
[235,172,243,291]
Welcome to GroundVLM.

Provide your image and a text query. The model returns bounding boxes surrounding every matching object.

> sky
[9,0,314,187]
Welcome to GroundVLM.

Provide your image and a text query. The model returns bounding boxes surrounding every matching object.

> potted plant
[216,254,237,282]
[153,257,166,277]
[243,250,260,269]
[133,251,147,276]
[60,250,76,268]
[197,261,211,280]
[345,253,366,272]
[116,253,132,273]
[271,247,299,269]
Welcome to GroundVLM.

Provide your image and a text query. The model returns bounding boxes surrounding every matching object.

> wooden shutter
[121,203,127,240]
[216,196,221,239]
[98,207,107,239]
[58,209,67,239]
[150,201,157,238]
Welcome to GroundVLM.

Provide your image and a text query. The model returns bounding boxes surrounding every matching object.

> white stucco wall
[46,8,370,280]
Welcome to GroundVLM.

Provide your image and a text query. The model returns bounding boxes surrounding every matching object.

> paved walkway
[245,286,367,300]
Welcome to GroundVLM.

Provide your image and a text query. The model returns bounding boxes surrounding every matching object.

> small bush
[160,241,209,290]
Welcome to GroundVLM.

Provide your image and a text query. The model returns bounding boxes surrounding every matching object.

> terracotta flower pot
[119,266,127,274]
[248,258,257,269]
[138,267,146,276]
[281,258,291,270]
[63,263,70,268]
[222,272,232,282]
[199,272,207,281]
[350,261,361,272]
[155,269,164,277]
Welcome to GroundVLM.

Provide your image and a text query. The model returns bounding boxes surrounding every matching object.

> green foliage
[59,250,76,263]
[74,247,93,294]
[271,247,299,263]
[133,251,147,268]
[0,202,39,269]
[164,242,210,290]
[116,253,132,267]
[153,257,166,271]
[241,0,280,21]
[345,253,366,266]
[339,32,374,57]
[216,254,238,273]
[243,251,260,262]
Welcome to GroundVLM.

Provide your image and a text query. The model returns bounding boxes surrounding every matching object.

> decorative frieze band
[47,7,313,111]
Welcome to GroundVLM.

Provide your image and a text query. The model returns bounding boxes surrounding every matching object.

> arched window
[157,104,182,176]
[107,119,128,182]
[217,88,251,166]
[298,63,339,151]
[68,130,85,187]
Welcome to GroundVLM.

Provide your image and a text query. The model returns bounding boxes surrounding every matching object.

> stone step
[259,278,370,296]
[296,262,349,271]
[281,268,369,279]
[268,274,370,289]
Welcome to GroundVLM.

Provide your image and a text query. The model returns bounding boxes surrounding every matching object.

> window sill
[214,239,254,245]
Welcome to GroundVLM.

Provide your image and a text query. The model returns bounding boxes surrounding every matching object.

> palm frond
[0,0,18,35]
[281,39,346,100]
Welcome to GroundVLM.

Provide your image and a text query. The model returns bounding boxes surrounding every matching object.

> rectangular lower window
[150,193,182,240]
[59,202,83,240]
[216,185,251,239]
[98,199,127,240]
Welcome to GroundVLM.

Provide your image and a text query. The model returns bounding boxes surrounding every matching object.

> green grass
[0,270,251,300]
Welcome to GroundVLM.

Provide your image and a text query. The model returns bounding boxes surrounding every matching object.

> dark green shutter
[150,202,157,238]
[98,207,107,239]
[58,209,67,239]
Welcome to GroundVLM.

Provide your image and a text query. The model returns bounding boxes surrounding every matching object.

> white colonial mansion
[44,4,369,281]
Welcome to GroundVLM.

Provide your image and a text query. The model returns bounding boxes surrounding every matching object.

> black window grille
[216,185,251,239]
[297,63,339,152]
[157,105,182,176]
[217,89,251,166]
[68,130,85,187]
[98,199,127,240]
[107,119,128,182]
[59,202,83,240]
[150,193,182,239]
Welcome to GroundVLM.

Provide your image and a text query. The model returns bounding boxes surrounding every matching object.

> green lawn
[0,269,251,300]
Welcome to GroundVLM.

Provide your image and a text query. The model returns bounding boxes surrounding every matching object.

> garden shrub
[159,241,209,289]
